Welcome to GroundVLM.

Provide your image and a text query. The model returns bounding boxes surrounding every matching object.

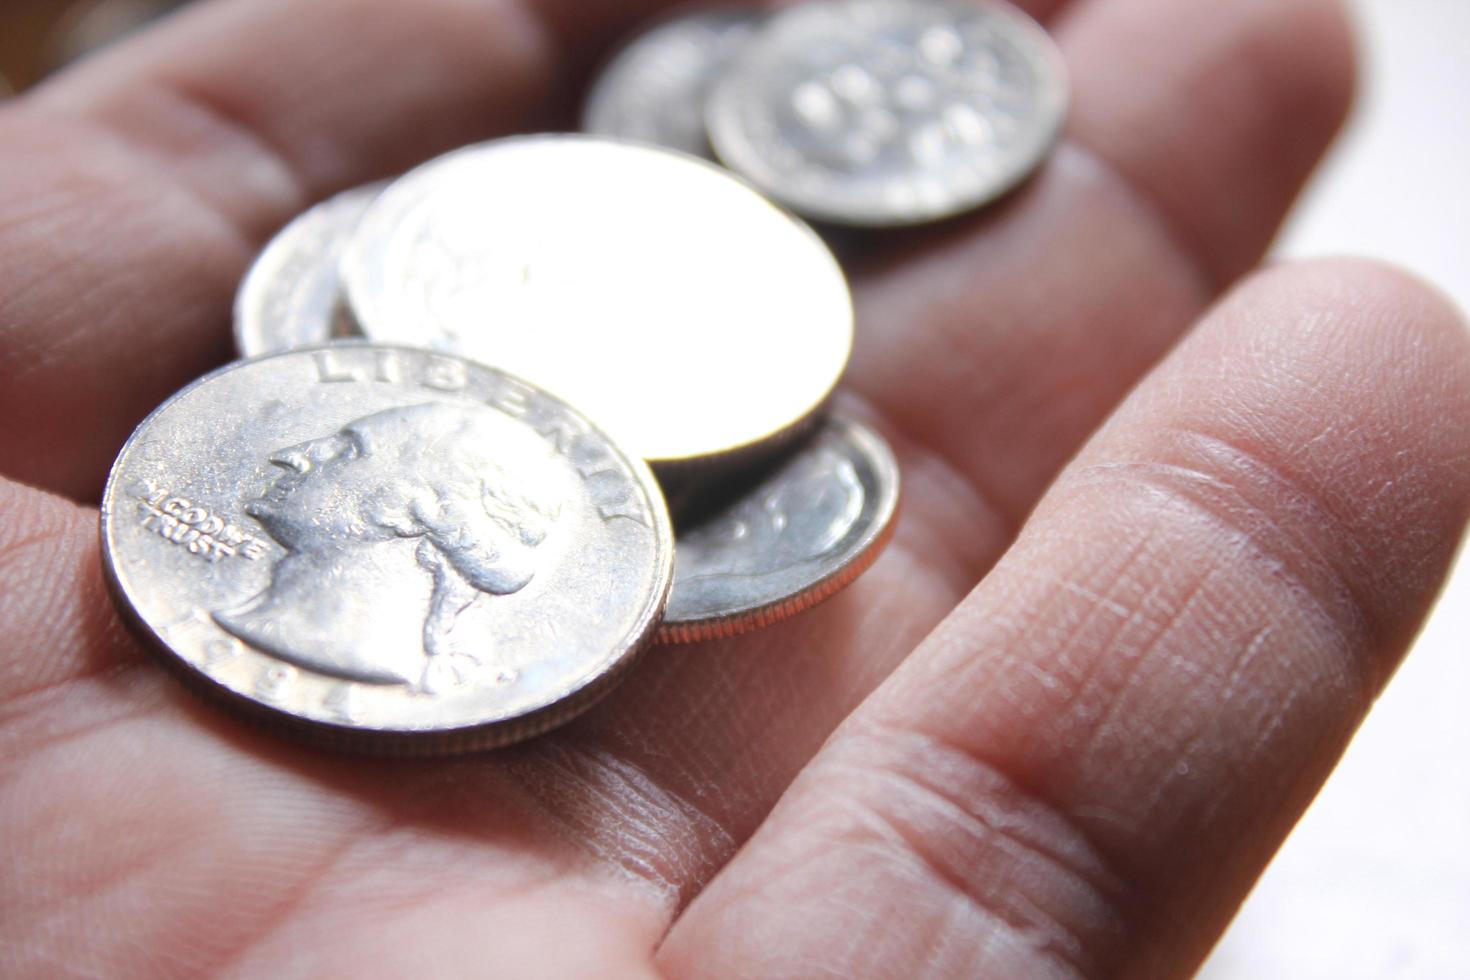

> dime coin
[233,182,384,358]
[583,7,763,160]
[101,344,673,755]
[659,414,899,644]
[341,135,854,471]
[707,0,1069,226]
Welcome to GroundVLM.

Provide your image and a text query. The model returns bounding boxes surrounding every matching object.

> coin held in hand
[660,414,900,644]
[708,0,1069,226]
[340,134,854,473]
[583,8,764,160]
[101,345,673,755]
[233,181,383,358]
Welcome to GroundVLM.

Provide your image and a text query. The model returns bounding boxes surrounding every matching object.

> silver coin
[583,7,764,159]
[708,0,1069,226]
[233,182,384,358]
[341,135,853,471]
[659,414,899,644]
[101,344,673,754]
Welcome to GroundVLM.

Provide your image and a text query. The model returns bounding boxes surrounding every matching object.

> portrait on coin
[214,403,561,693]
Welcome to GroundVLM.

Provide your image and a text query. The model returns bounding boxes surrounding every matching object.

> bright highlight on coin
[660,414,900,644]
[234,182,383,358]
[341,134,854,470]
[583,8,764,160]
[708,0,1069,226]
[101,345,673,755]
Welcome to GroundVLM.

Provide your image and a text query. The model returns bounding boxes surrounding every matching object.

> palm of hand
[3,1,1469,978]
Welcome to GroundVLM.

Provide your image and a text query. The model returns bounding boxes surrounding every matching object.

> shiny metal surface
[341,135,854,470]
[583,7,763,159]
[659,414,899,644]
[708,0,1069,226]
[233,182,382,358]
[101,345,673,754]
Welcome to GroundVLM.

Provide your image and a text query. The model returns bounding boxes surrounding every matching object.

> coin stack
[101,0,1067,755]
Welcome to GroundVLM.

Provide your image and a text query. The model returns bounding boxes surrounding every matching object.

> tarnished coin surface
[233,182,383,358]
[341,135,853,470]
[708,0,1068,226]
[659,415,899,644]
[583,8,763,159]
[101,345,673,755]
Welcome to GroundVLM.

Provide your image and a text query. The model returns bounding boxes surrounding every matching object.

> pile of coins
[101,0,1067,755]
[586,0,1067,227]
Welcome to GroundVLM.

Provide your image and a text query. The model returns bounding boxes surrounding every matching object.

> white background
[1200,1,1470,976]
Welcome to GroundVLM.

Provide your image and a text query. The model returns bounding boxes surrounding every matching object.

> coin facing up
[233,182,383,358]
[341,135,853,471]
[708,0,1068,227]
[659,414,899,644]
[101,345,673,755]
[583,7,763,159]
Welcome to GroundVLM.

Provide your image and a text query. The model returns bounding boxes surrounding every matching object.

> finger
[1058,0,1357,287]
[0,5,1360,953]
[659,259,1470,978]
[0,0,684,499]
[848,0,1355,522]
[0,481,137,712]
[518,0,1356,897]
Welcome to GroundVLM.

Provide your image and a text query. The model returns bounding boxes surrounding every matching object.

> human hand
[3,1,1468,977]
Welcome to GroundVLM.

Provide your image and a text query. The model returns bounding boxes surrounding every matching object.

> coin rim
[706,0,1072,227]
[232,181,385,359]
[656,414,901,644]
[99,343,675,755]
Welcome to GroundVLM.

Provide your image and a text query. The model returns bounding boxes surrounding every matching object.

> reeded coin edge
[706,0,1072,227]
[657,417,902,645]
[99,344,675,756]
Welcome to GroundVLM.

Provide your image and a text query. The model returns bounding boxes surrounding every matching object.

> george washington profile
[215,403,561,693]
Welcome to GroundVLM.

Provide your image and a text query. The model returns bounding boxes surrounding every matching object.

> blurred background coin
[341,135,854,473]
[42,0,189,72]
[233,182,384,358]
[583,6,763,160]
[659,414,899,644]
[708,0,1069,226]
[101,345,673,755]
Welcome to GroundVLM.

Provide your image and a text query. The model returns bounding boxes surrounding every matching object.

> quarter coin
[659,414,899,644]
[341,135,854,471]
[707,0,1069,226]
[101,344,673,754]
[583,7,764,160]
[233,182,383,358]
